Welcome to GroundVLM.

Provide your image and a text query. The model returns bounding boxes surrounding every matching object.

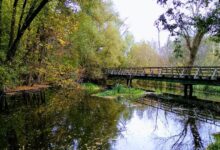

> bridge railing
[105,66,220,80]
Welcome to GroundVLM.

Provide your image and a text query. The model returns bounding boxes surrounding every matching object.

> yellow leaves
[46,44,53,50]
[37,68,47,76]
[72,23,79,32]
[43,61,77,88]
[128,42,162,67]
[58,38,66,46]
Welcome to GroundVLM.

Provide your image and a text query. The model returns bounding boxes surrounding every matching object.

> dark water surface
[0,89,220,150]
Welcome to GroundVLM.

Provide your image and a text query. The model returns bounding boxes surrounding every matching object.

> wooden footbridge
[105,66,220,97]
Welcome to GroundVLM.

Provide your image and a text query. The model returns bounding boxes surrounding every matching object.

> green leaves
[69,1,127,80]
[173,39,183,58]
[156,0,220,65]
[207,133,220,150]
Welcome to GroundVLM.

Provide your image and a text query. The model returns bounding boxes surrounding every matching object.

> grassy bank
[81,83,101,93]
[95,84,146,99]
[194,85,220,94]
[135,80,220,94]
[207,133,220,150]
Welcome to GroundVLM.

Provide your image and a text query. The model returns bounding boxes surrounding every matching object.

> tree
[0,0,129,87]
[0,0,3,51]
[19,0,79,85]
[70,0,127,80]
[155,0,220,66]
[6,0,50,62]
[127,42,162,67]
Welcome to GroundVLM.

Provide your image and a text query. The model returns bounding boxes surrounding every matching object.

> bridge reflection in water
[0,89,220,149]
[133,95,220,150]
[106,66,220,97]
[137,95,220,127]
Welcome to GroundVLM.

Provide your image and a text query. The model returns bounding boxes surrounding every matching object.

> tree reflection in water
[0,89,126,149]
[161,115,203,150]
[139,98,219,150]
[0,89,220,150]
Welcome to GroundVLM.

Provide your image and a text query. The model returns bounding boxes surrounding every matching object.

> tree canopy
[0,0,132,88]
[156,0,220,65]
[0,0,220,89]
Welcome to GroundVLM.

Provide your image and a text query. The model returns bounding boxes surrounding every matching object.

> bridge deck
[106,67,220,85]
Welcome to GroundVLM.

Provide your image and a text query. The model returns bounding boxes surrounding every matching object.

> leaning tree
[6,0,50,62]
[155,0,220,66]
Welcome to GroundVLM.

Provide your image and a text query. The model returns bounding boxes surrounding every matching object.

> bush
[0,65,20,89]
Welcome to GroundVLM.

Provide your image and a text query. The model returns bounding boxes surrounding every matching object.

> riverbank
[2,84,50,95]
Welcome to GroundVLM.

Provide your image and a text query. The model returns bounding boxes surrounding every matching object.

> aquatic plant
[81,83,101,93]
[95,84,145,99]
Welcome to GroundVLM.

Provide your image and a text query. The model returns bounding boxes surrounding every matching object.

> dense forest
[0,0,219,90]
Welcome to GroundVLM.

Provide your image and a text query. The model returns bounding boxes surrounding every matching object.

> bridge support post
[130,79,132,88]
[183,84,193,98]
[126,79,129,87]
[184,85,188,97]
[189,84,193,98]
[126,79,132,88]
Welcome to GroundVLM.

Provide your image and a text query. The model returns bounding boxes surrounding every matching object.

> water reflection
[0,89,219,150]
[0,90,46,113]
[134,80,220,102]
[0,90,126,149]
[113,97,220,150]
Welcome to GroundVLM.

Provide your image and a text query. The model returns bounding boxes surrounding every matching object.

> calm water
[0,89,220,150]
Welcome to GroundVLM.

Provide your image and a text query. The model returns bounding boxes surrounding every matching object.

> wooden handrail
[105,66,220,81]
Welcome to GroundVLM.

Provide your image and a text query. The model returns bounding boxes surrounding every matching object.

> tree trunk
[189,117,203,149]
[185,31,205,66]
[8,0,19,49]
[18,0,27,32]
[187,48,199,66]
[0,0,3,51]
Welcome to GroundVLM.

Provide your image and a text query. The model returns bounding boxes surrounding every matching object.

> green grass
[207,133,220,150]
[81,83,101,93]
[194,85,220,94]
[95,84,146,99]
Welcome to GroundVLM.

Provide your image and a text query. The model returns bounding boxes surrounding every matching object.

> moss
[95,84,146,99]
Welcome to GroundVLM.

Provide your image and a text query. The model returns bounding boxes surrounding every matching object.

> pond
[0,88,220,150]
